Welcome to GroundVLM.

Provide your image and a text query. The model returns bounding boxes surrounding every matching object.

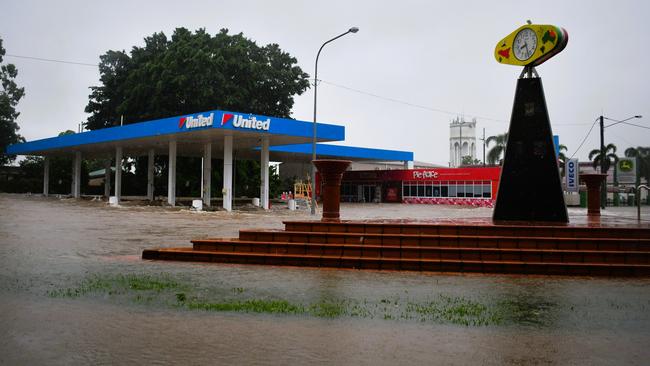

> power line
[569,117,600,159]
[319,79,593,127]
[4,52,619,132]
[5,54,98,67]
[318,79,510,124]
[613,121,650,130]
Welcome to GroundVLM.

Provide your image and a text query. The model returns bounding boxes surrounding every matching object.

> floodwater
[1,193,649,365]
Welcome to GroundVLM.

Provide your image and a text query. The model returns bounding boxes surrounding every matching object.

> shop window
[410,183,418,197]
[448,183,457,197]
[457,182,466,198]
[483,183,492,198]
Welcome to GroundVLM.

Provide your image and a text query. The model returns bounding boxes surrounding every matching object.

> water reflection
[0,194,649,365]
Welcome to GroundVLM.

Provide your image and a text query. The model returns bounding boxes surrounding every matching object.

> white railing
[637,185,649,221]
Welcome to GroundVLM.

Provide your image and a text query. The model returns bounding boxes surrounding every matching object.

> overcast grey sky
[2,0,649,165]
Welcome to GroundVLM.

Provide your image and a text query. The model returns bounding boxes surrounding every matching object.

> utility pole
[482,128,486,166]
[599,115,606,209]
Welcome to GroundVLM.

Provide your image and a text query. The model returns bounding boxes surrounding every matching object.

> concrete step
[141,248,650,276]
[191,239,650,264]
[283,220,650,239]
[235,230,650,251]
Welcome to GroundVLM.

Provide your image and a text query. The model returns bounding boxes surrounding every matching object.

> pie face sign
[495,24,568,67]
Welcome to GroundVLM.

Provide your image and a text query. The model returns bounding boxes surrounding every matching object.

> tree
[557,144,568,165]
[625,146,650,185]
[461,155,481,166]
[9,130,85,194]
[0,37,26,165]
[84,27,309,129]
[486,133,508,165]
[588,143,618,173]
[557,144,568,176]
[83,28,309,202]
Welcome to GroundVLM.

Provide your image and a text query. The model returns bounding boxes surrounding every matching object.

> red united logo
[221,113,234,126]
[178,113,213,129]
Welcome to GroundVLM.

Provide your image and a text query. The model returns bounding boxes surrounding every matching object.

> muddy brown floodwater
[1,193,649,365]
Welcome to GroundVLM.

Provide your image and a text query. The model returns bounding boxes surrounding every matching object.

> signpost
[616,158,637,185]
[566,158,579,192]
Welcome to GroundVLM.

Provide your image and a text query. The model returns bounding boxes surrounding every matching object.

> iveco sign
[566,158,579,192]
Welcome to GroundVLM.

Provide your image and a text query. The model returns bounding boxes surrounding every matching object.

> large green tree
[0,37,26,165]
[84,27,309,129]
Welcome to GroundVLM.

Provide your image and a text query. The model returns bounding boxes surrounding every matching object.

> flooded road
[1,193,649,365]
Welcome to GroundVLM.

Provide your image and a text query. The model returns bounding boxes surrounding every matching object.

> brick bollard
[580,173,607,216]
[312,159,351,222]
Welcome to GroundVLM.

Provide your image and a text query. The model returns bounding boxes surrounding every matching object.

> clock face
[513,28,538,61]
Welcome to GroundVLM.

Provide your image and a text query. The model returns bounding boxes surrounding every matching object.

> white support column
[115,146,122,202]
[104,159,111,198]
[73,151,81,198]
[43,156,50,196]
[223,135,233,212]
[147,149,155,201]
[260,136,270,210]
[168,141,177,206]
[203,142,212,206]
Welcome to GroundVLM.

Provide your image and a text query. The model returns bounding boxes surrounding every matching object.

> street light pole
[311,27,359,216]
[598,114,643,209]
[599,115,606,208]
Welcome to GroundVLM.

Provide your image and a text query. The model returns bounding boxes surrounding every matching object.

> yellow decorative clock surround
[495,24,568,67]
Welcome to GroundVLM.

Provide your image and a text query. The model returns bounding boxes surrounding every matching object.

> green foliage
[406,294,499,326]
[0,37,26,165]
[461,155,482,166]
[589,143,618,173]
[78,28,309,198]
[48,273,513,326]
[486,133,508,165]
[48,273,185,298]
[558,144,568,176]
[308,300,347,318]
[269,165,282,199]
[11,131,99,194]
[187,299,305,314]
[84,28,309,130]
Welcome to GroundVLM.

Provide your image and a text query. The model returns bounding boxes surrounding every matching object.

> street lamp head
[634,115,642,118]
[349,27,359,33]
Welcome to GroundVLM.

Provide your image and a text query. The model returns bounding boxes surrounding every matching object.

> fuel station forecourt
[6,109,413,211]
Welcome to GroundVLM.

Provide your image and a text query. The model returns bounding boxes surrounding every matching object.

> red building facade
[340,167,501,207]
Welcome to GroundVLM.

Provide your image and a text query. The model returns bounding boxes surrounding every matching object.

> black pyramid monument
[492,75,568,222]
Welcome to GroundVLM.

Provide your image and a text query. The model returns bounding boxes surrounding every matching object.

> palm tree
[588,143,618,173]
[486,133,508,165]
[558,144,569,176]
[625,146,650,185]
[558,144,568,164]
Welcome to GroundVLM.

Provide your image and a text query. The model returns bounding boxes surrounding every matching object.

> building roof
[6,109,345,158]
[266,143,413,162]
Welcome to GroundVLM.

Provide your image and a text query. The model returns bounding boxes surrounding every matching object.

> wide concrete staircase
[142,220,650,276]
